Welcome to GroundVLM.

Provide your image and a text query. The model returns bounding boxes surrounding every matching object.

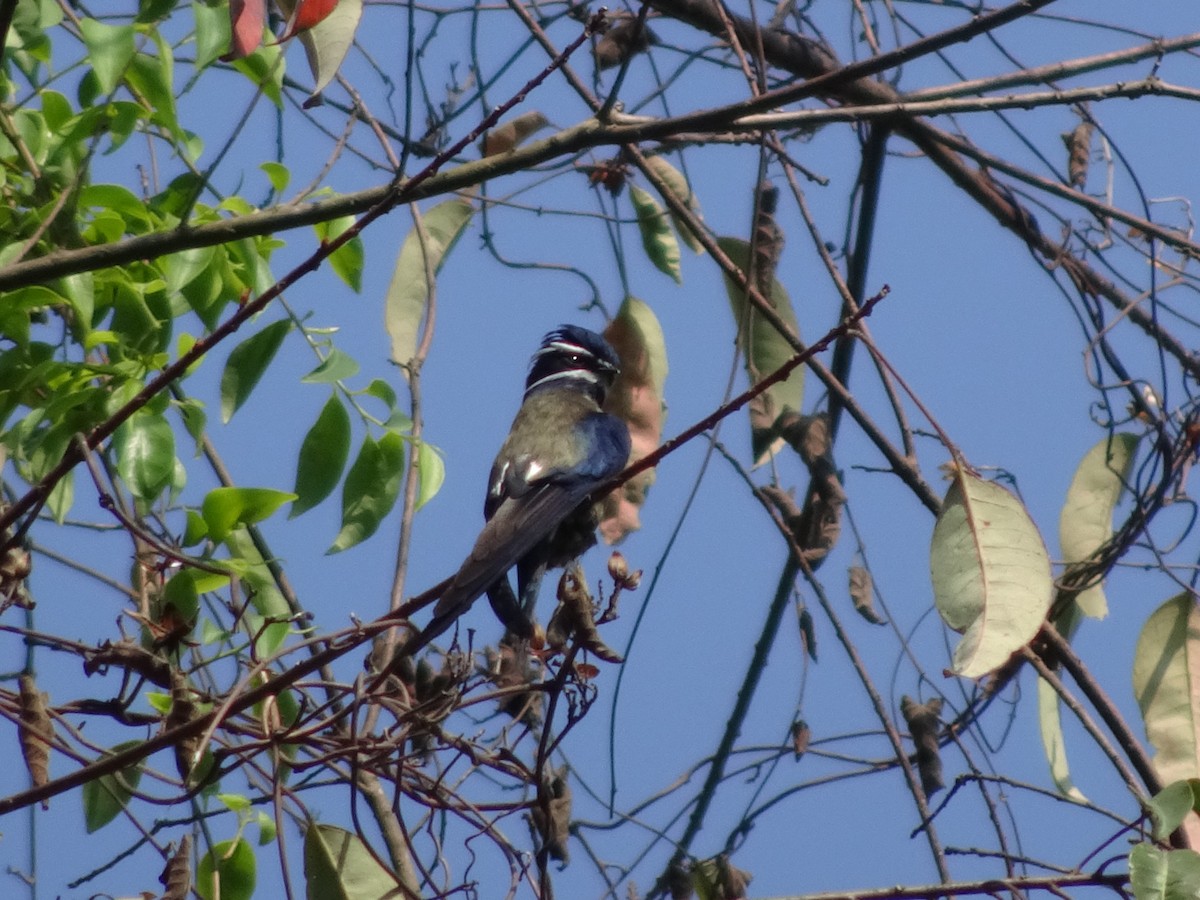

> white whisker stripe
[525,368,600,394]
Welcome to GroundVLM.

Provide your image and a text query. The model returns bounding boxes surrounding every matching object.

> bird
[404,325,631,655]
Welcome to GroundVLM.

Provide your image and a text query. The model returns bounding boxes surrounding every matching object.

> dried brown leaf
[485,637,543,726]
[531,767,573,865]
[18,674,52,807]
[666,860,694,899]
[594,15,658,70]
[546,570,623,663]
[1062,121,1094,188]
[791,719,811,760]
[848,565,885,624]
[165,670,201,781]
[159,834,192,900]
[693,855,753,900]
[717,854,753,900]
[797,603,817,662]
[752,182,784,297]
[901,695,945,796]
[778,412,830,467]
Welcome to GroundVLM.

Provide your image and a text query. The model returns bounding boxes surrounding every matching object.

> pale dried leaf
[600,297,667,543]
[930,469,1054,677]
[480,111,550,157]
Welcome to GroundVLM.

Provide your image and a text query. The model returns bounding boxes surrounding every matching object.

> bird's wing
[430,480,590,621]
[425,412,629,636]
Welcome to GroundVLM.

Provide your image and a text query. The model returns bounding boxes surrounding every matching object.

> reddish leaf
[278,0,338,42]
[225,0,265,59]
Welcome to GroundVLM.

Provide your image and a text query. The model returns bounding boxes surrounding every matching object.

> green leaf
[329,432,404,553]
[196,838,256,900]
[291,394,351,517]
[160,569,200,629]
[1148,781,1200,841]
[1059,432,1138,619]
[303,823,402,900]
[222,528,291,655]
[58,271,95,334]
[256,811,277,845]
[293,0,364,97]
[644,155,705,253]
[302,348,360,384]
[1036,673,1088,802]
[231,42,285,108]
[202,487,297,543]
[313,216,364,293]
[385,199,474,372]
[930,468,1054,678]
[46,470,73,524]
[1133,594,1200,787]
[716,236,804,464]
[82,741,144,833]
[219,792,252,813]
[137,0,176,23]
[113,411,176,501]
[79,19,136,94]
[220,318,292,423]
[260,161,290,194]
[126,46,179,142]
[165,245,217,295]
[415,440,445,511]
[629,184,682,283]
[1129,843,1200,900]
[359,378,397,410]
[144,691,172,714]
[182,509,208,545]
[192,0,231,71]
[1037,433,1138,801]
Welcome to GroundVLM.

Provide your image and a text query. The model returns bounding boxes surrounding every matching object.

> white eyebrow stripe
[533,340,593,359]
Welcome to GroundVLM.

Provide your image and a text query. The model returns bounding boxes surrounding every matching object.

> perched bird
[406,325,630,654]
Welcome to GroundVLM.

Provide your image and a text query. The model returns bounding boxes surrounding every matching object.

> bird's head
[524,325,621,404]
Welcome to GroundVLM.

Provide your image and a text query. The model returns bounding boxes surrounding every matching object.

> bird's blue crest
[536,325,620,369]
